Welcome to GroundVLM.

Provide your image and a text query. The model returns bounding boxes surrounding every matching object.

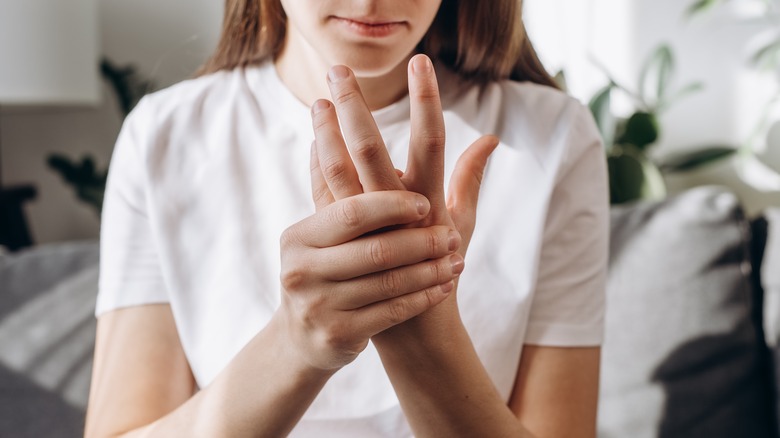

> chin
[328,47,411,78]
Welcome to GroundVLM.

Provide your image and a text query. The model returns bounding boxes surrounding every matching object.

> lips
[332,16,406,38]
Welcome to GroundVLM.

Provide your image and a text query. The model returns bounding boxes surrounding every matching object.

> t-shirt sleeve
[96,98,169,316]
[524,103,609,347]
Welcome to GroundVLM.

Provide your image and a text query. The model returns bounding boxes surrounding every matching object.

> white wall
[2,0,222,244]
[525,0,780,157]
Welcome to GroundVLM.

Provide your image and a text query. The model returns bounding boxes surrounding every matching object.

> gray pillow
[0,241,99,438]
[599,186,777,438]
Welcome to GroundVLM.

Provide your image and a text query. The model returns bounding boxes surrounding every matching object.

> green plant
[47,58,155,215]
[687,0,780,72]
[684,0,780,166]
[586,44,707,204]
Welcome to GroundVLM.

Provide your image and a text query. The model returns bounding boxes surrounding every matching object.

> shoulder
[117,67,260,162]
[483,79,596,150]
[129,68,247,128]
[439,68,601,173]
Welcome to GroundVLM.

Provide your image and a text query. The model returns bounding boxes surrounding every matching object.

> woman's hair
[198,0,558,88]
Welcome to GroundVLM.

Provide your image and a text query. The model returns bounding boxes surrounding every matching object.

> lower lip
[333,17,405,38]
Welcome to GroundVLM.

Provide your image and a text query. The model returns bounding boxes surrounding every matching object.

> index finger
[403,54,446,206]
[327,65,404,192]
[287,191,430,248]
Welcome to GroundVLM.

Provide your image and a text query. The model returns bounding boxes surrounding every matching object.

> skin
[86,1,601,437]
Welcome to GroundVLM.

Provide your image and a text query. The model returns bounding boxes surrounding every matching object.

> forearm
[372,303,533,438]
[111,314,332,438]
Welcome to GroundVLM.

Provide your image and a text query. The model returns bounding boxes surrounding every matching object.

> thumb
[446,135,499,248]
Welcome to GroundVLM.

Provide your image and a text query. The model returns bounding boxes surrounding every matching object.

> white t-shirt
[97,61,609,437]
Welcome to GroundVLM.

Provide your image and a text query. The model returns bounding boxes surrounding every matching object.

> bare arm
[510,345,600,437]
[86,189,462,437]
[85,304,334,438]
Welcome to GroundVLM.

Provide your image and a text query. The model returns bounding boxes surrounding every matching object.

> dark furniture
[0,184,37,251]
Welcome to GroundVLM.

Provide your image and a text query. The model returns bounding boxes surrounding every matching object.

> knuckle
[380,269,402,295]
[312,185,331,205]
[425,230,441,256]
[321,158,349,182]
[312,113,331,131]
[368,238,392,268]
[280,266,307,291]
[430,260,445,283]
[337,199,362,228]
[415,83,440,102]
[323,320,353,351]
[386,299,410,325]
[420,129,446,153]
[334,88,361,106]
[421,288,437,310]
[352,135,383,162]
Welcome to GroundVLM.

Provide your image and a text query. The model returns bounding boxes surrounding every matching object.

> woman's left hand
[310,54,498,266]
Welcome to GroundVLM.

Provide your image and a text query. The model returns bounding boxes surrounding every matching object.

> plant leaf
[657,81,705,112]
[607,145,666,204]
[658,146,737,172]
[686,0,725,17]
[616,111,660,151]
[588,84,616,150]
[640,44,675,106]
[750,37,780,70]
[553,70,568,92]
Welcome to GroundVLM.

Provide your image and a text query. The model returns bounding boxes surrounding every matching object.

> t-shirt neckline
[245,61,411,129]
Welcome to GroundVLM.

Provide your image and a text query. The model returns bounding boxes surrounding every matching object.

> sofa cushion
[0,241,98,437]
[599,186,777,437]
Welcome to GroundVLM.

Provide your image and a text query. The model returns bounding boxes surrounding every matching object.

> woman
[85,0,608,436]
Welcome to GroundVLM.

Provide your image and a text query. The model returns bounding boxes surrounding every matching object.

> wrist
[265,311,339,383]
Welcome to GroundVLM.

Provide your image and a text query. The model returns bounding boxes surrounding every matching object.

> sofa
[0,185,778,437]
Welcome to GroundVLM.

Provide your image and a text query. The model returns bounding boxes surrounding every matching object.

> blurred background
[0,0,779,437]
[1,0,222,247]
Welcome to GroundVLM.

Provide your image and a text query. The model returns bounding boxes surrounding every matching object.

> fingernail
[448,230,460,252]
[451,254,465,276]
[328,65,349,83]
[312,99,330,114]
[412,55,432,74]
[440,281,454,294]
[416,197,429,216]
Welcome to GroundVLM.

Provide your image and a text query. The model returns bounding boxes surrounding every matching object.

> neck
[274,32,410,111]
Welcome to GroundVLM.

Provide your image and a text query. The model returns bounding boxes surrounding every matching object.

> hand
[311,55,498,259]
[276,190,462,371]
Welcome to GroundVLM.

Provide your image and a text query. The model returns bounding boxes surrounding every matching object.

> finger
[327,65,404,192]
[353,282,453,337]
[403,54,447,205]
[447,135,500,243]
[314,225,460,280]
[310,141,335,211]
[286,191,431,248]
[335,253,464,309]
[311,99,363,200]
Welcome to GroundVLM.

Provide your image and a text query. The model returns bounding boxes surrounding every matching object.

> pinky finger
[354,282,453,337]
[311,141,335,211]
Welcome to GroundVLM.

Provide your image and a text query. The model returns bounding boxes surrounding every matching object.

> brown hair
[198,0,558,88]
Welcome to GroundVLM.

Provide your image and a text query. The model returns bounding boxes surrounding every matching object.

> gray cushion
[0,241,98,438]
[599,186,777,438]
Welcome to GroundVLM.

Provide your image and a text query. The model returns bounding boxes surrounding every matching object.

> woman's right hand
[275,189,462,371]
